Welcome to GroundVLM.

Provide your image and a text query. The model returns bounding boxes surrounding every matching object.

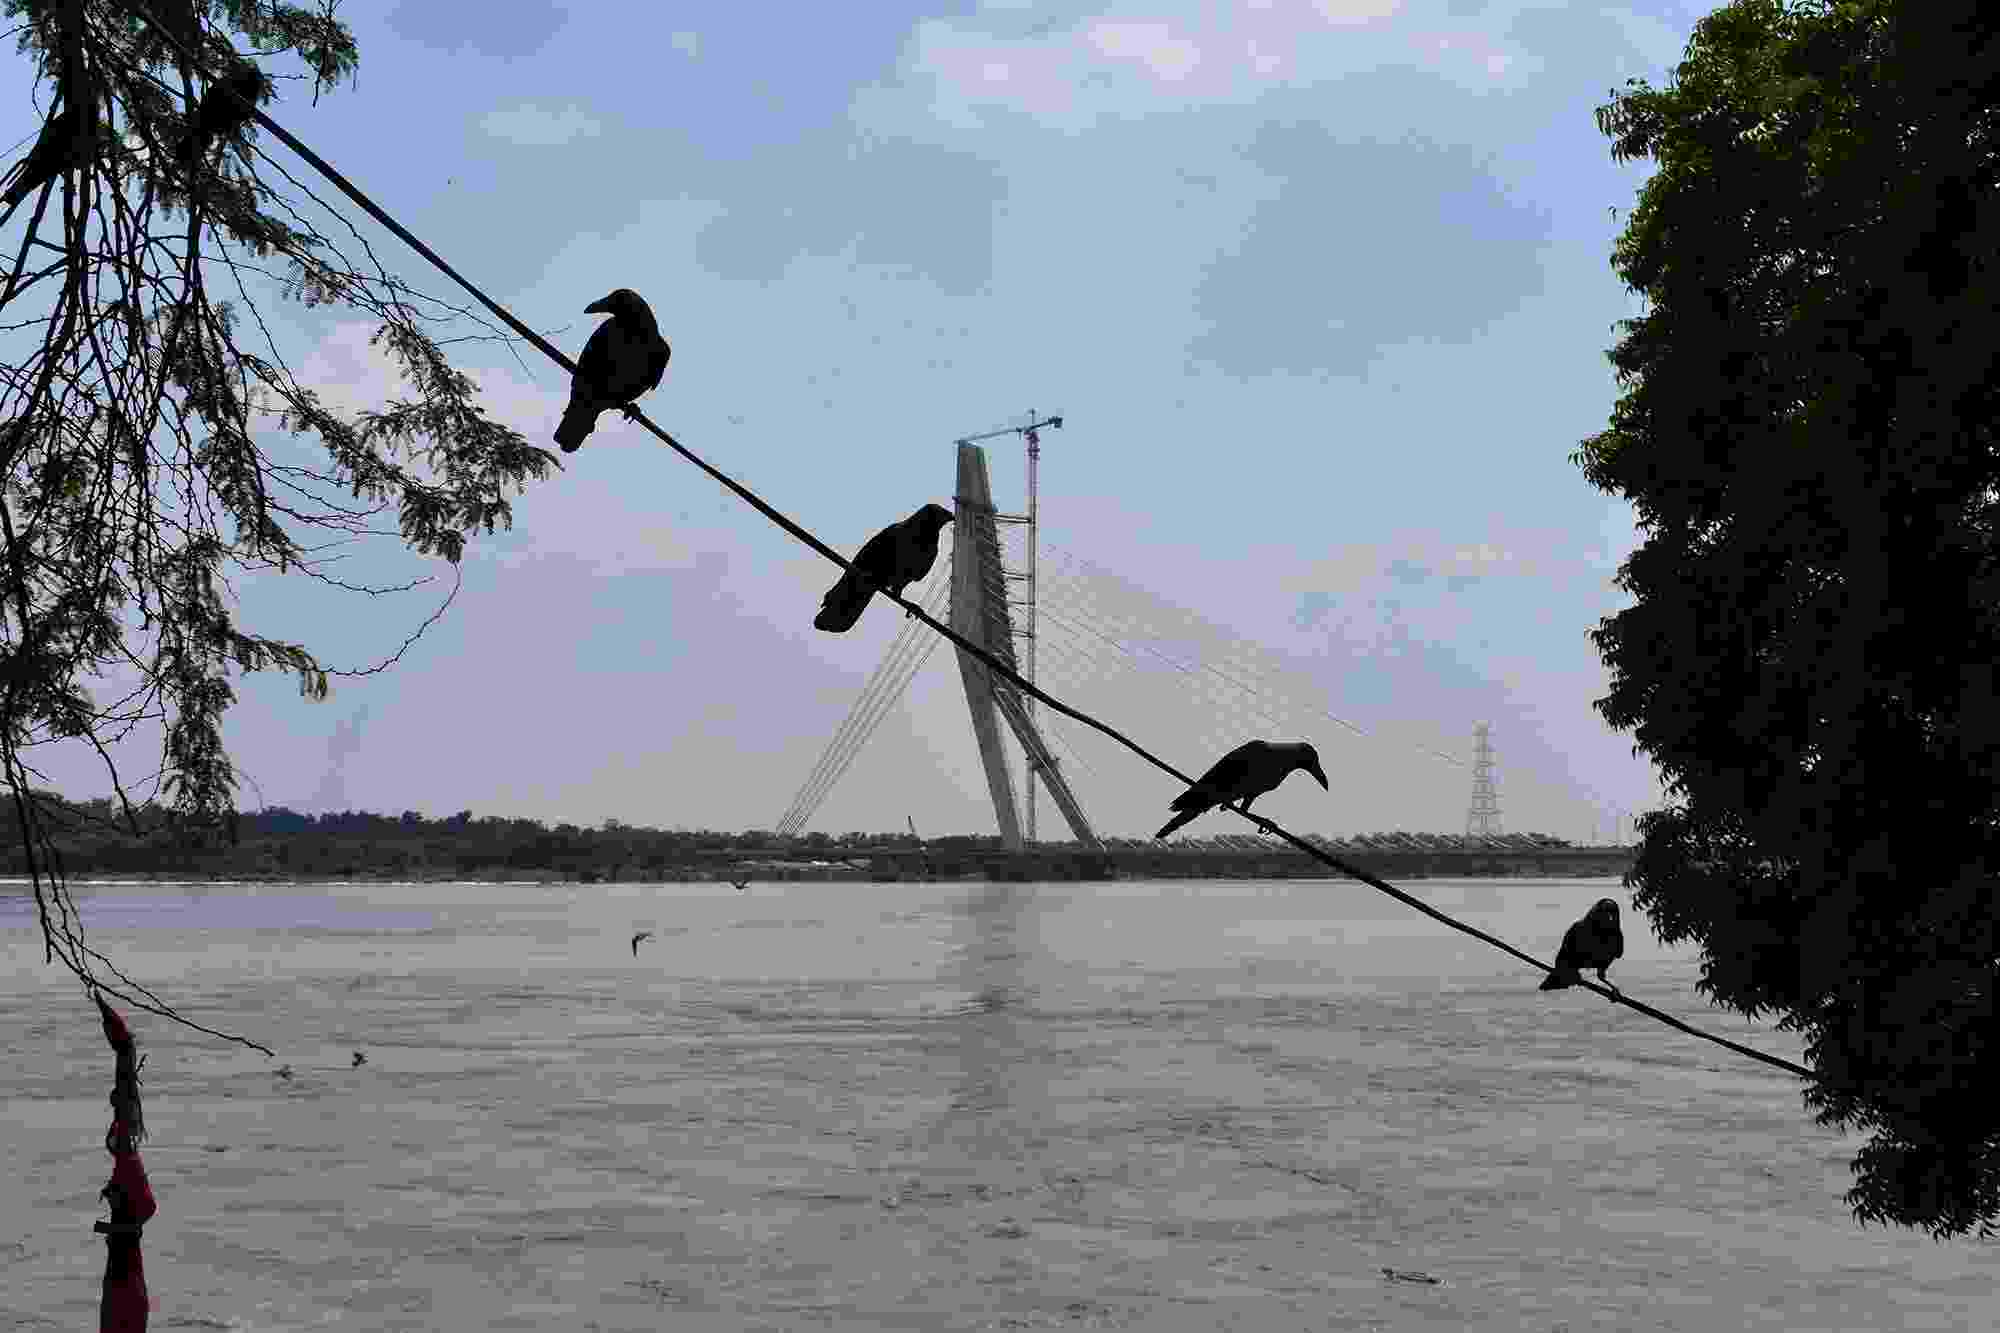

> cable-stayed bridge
[778,423,1644,852]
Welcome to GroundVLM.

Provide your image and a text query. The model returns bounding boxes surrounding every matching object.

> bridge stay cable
[1033,585,1296,742]
[780,576,936,824]
[1036,562,1363,752]
[779,566,952,834]
[779,554,951,831]
[785,621,945,834]
[123,1,1813,1085]
[1041,543,1465,768]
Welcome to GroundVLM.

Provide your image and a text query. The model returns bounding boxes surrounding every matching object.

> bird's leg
[620,401,643,423]
[1597,968,1621,997]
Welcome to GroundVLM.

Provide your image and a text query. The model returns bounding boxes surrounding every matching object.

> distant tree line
[0,793,1014,879]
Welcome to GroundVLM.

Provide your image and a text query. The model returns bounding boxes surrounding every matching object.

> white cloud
[866,0,1538,134]
[1085,20,1205,83]
[479,103,605,147]
[671,30,700,59]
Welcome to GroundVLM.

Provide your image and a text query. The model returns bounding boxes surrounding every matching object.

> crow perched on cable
[1539,898,1624,995]
[813,503,955,633]
[554,288,671,453]
[1155,740,1329,839]
[177,61,270,177]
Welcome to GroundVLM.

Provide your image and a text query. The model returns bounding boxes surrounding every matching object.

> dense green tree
[1,2,554,1025]
[1576,0,1999,1236]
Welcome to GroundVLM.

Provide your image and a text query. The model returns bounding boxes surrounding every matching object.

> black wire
[114,4,1816,1085]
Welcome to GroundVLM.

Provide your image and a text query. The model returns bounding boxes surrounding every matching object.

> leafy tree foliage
[1,2,555,1022]
[1576,0,1999,1237]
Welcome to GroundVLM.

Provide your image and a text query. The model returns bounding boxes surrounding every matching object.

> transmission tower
[1465,722,1502,837]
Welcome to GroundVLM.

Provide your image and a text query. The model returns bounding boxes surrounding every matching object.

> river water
[2,876,1991,1330]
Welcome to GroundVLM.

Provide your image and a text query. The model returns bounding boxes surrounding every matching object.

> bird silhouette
[1539,898,1624,994]
[1155,741,1329,839]
[555,288,671,452]
[730,877,750,892]
[631,930,654,956]
[275,1064,293,1081]
[351,1050,366,1068]
[177,61,270,178]
[2,64,99,213]
[814,503,954,633]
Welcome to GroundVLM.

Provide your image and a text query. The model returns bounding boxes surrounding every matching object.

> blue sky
[6,0,1711,840]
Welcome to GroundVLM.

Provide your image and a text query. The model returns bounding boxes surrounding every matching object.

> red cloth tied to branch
[94,992,155,1333]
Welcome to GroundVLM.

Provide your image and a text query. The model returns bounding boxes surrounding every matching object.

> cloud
[386,0,563,59]
[479,103,605,147]
[1086,20,1206,83]
[671,30,701,59]
[1191,123,1552,378]
[870,0,1536,134]
[692,133,1004,293]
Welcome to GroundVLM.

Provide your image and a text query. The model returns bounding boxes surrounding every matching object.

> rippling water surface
[2,876,1991,1330]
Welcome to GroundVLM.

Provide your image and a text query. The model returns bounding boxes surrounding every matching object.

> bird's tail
[1539,967,1576,991]
[814,573,874,633]
[554,402,598,453]
[1155,807,1203,840]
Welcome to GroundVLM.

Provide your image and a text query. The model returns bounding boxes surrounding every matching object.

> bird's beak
[1306,759,1330,790]
[584,296,612,315]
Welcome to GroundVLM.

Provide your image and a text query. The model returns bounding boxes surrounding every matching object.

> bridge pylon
[952,441,1100,852]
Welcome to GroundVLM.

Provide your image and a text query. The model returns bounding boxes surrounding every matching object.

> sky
[3,0,1715,842]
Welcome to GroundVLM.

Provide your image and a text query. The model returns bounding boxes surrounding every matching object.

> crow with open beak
[554,288,671,453]
[814,503,955,633]
[1155,740,1330,839]
[1539,897,1624,995]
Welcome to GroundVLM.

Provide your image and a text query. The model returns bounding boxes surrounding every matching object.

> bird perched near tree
[1539,898,1624,995]
[2,71,99,213]
[554,288,671,452]
[177,60,271,177]
[813,503,955,633]
[1154,740,1329,839]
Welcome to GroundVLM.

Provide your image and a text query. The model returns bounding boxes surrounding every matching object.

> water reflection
[943,882,1036,1120]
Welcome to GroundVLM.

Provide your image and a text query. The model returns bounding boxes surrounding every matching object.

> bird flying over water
[178,61,270,177]
[730,878,750,892]
[555,288,671,452]
[1539,898,1624,995]
[1155,740,1329,839]
[631,930,654,956]
[814,503,955,633]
